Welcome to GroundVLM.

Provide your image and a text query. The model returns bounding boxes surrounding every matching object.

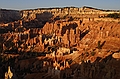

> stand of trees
[106,13,120,19]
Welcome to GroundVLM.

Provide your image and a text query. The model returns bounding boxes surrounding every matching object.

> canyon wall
[0,9,21,23]
[20,6,120,20]
[0,6,120,79]
[0,6,120,23]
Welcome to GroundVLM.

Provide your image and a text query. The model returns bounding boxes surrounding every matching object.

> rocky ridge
[0,6,120,79]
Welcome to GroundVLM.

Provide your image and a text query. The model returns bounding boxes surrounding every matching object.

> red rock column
[70,29,75,45]
[38,35,43,45]
[62,29,70,47]
[12,23,14,29]
[75,27,81,43]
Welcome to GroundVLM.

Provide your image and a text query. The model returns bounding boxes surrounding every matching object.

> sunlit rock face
[0,6,120,79]
[5,66,13,79]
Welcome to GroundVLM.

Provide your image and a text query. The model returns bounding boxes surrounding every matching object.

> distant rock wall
[0,9,21,23]
[0,7,120,23]
[20,7,120,21]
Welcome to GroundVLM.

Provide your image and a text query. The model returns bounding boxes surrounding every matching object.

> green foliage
[54,16,60,20]
[91,51,96,56]
[97,41,101,49]
[63,14,68,19]
[0,55,9,64]
[85,52,89,57]
[68,16,74,21]
[5,41,14,49]
[106,13,120,19]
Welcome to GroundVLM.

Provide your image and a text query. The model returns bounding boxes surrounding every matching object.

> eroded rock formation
[0,6,120,79]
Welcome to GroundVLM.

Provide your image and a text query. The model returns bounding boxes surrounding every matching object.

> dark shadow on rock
[23,11,54,28]
[61,23,78,36]
[0,9,21,23]
[80,30,89,40]
[36,11,53,23]
[1,52,120,79]
[101,41,106,48]
[70,55,120,79]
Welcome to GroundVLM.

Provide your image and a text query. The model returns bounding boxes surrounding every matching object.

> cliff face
[0,6,119,23]
[20,6,120,21]
[0,6,120,79]
[1,19,120,55]
[0,9,21,23]
[1,19,120,79]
